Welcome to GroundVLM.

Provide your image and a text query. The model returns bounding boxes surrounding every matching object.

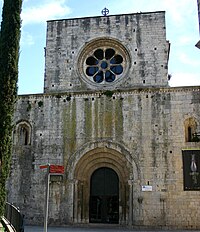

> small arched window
[187,126,192,142]
[184,118,197,142]
[14,121,32,145]
[19,126,29,145]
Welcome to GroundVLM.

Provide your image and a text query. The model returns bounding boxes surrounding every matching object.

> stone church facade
[8,11,200,229]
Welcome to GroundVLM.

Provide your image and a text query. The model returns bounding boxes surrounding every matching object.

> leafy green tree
[0,0,22,216]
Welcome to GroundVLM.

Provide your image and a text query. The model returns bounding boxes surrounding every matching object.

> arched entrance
[71,144,140,225]
[89,167,119,224]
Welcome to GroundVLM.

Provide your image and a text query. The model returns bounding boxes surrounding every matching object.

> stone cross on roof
[101,7,109,16]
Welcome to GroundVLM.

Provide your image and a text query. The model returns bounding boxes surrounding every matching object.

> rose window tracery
[85,48,124,83]
[77,38,130,86]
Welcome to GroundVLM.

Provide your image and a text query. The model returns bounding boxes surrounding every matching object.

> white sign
[142,185,152,192]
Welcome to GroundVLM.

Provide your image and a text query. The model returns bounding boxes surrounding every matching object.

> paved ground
[24,225,200,232]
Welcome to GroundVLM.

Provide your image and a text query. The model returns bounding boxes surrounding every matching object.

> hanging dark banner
[182,150,200,191]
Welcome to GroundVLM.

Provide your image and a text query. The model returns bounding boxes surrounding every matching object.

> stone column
[73,179,78,223]
[128,179,134,226]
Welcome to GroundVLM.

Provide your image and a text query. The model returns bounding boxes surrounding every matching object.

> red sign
[49,165,64,174]
[40,165,49,169]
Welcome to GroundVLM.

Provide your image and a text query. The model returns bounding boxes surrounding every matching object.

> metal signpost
[40,164,64,232]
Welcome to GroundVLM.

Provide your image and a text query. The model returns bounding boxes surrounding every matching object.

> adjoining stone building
[8,11,200,229]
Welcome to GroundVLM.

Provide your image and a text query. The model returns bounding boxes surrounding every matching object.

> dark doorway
[89,167,119,224]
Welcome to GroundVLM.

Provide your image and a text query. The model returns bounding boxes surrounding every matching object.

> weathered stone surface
[7,11,200,229]
[44,11,169,93]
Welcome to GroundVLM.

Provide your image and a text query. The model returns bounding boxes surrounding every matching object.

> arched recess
[69,141,140,225]
[13,120,32,145]
[184,117,198,142]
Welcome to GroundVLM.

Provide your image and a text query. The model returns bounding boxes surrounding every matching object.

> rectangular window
[182,150,200,190]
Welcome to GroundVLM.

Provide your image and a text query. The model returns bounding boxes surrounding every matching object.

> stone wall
[44,11,169,93]
[7,10,200,229]
[8,86,200,228]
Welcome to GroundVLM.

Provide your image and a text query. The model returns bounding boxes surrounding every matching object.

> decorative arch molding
[13,120,32,145]
[67,140,141,225]
[67,140,140,181]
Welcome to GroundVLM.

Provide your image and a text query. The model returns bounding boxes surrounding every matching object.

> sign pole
[44,164,50,232]
[40,164,64,232]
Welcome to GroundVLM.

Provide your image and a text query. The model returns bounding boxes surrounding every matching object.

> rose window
[85,48,124,83]
[77,38,130,86]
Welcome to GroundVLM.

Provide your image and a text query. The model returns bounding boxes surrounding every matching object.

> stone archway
[72,145,136,225]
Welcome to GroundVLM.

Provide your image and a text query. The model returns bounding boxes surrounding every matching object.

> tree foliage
[0,0,22,216]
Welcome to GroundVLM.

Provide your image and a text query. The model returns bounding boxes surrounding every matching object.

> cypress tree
[0,0,22,216]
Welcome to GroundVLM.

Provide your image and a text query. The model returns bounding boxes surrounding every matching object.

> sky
[0,0,199,94]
